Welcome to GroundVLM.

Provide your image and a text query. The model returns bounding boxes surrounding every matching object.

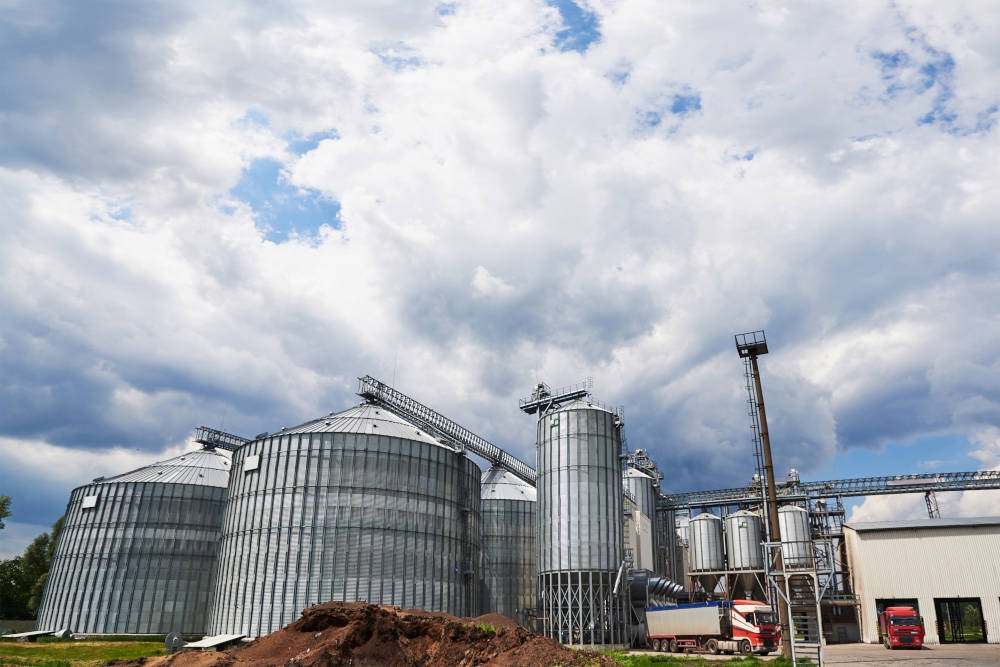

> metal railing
[193,426,250,451]
[357,375,537,485]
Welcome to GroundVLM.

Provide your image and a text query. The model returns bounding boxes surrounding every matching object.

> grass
[601,651,795,667]
[473,622,499,634]
[0,639,166,666]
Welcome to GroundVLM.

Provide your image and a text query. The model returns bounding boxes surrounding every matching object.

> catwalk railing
[660,470,1000,510]
[357,375,537,485]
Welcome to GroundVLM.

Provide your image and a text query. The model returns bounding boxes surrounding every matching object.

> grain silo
[208,403,481,637]
[624,465,658,573]
[36,447,231,634]
[536,399,625,647]
[688,512,724,597]
[480,466,536,627]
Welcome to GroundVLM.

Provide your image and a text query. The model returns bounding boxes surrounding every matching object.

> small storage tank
[724,510,763,570]
[536,400,625,646]
[688,513,724,572]
[778,504,813,568]
[624,467,660,574]
[688,512,723,598]
[36,448,231,634]
[480,466,536,627]
[209,404,481,637]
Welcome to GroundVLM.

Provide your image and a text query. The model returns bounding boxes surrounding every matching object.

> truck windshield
[890,616,919,626]
[750,612,776,625]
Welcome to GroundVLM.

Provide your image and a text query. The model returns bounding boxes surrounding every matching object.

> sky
[2,0,999,558]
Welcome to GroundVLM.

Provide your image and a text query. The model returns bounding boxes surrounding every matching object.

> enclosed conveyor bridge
[357,375,537,486]
[659,470,1000,510]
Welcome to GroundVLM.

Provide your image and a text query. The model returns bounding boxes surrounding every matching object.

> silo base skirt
[537,571,626,648]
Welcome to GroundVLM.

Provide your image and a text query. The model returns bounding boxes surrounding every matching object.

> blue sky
[2,0,1000,556]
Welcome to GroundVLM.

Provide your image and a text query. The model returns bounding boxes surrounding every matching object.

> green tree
[0,495,10,530]
[0,557,31,618]
[26,517,63,616]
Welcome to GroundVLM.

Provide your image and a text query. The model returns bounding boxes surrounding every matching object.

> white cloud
[1,0,1000,523]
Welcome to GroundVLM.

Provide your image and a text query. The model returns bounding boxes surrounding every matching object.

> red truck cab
[878,606,924,649]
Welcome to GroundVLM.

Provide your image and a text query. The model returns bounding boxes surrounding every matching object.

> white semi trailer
[645,600,778,655]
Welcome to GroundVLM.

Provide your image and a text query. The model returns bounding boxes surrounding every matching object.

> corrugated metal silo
[724,510,763,570]
[480,466,536,627]
[688,512,724,597]
[778,504,813,568]
[36,448,231,634]
[624,466,660,575]
[536,400,625,647]
[724,509,764,600]
[208,404,481,637]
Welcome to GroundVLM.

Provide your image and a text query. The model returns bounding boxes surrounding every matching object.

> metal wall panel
[536,401,625,646]
[36,480,226,634]
[209,430,481,637]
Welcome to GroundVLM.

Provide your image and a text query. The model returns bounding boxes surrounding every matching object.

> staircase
[783,573,823,666]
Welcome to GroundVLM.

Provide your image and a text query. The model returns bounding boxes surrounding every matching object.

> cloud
[1,0,1000,527]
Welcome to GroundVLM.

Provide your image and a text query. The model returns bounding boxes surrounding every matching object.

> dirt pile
[110,601,618,666]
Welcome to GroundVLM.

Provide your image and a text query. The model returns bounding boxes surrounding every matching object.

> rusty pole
[749,354,791,659]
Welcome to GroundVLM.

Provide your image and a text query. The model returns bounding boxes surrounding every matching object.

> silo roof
[481,466,537,502]
[97,448,231,487]
[273,403,453,449]
[555,399,615,413]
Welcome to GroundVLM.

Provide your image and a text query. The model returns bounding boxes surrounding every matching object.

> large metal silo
[536,400,625,647]
[36,448,231,634]
[480,466,536,627]
[688,512,724,597]
[777,504,813,568]
[209,404,481,637]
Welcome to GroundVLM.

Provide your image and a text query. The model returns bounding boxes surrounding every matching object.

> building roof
[96,448,231,487]
[271,403,453,450]
[481,466,537,502]
[844,516,1000,532]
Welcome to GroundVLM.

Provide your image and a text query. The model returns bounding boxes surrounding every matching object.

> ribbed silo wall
[536,403,625,646]
[209,431,481,637]
[480,497,535,626]
[625,469,661,575]
[36,481,226,634]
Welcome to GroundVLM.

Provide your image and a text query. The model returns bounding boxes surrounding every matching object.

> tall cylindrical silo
[536,400,625,647]
[724,509,764,600]
[36,448,231,634]
[480,466,536,627]
[209,404,481,637]
[688,512,724,598]
[778,505,813,568]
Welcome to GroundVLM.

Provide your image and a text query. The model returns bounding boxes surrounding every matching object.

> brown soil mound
[470,613,520,630]
[111,601,617,666]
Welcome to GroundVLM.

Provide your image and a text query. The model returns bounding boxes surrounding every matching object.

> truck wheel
[668,639,677,653]
[652,639,661,652]
[740,640,753,656]
[706,639,719,655]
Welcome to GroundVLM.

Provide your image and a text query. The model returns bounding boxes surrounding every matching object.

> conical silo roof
[481,466,536,502]
[271,403,452,449]
[98,448,231,487]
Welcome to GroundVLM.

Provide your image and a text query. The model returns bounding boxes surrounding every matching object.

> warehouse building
[844,517,1000,645]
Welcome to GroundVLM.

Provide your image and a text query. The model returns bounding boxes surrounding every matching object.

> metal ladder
[765,540,832,667]
[785,573,823,666]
